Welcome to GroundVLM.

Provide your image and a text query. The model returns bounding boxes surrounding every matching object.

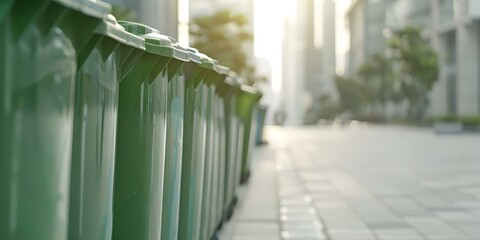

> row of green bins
[69,10,147,240]
[238,85,263,184]
[1,2,262,238]
[112,21,189,240]
[0,0,109,239]
[177,48,206,240]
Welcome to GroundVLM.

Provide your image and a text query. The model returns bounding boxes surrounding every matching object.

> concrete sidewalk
[220,125,480,240]
[218,140,280,240]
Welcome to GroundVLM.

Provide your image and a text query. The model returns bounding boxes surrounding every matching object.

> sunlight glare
[254,0,296,93]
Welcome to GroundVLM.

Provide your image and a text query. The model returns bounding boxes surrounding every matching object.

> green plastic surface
[186,47,202,64]
[200,79,217,240]
[255,105,267,144]
[113,21,170,240]
[69,34,119,240]
[230,80,246,209]
[1,3,261,239]
[68,13,144,240]
[119,23,191,240]
[237,85,262,183]
[0,1,108,239]
[95,15,144,49]
[216,73,241,221]
[178,55,209,240]
[209,94,220,235]
[0,0,13,23]
[160,60,185,240]
[211,94,227,231]
[119,21,189,61]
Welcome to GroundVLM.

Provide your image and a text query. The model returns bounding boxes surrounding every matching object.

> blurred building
[345,0,395,77]
[106,0,180,39]
[387,0,480,116]
[282,0,337,125]
[345,0,480,116]
[305,0,337,120]
[282,1,305,125]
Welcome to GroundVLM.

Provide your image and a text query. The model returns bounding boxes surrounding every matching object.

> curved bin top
[119,21,189,62]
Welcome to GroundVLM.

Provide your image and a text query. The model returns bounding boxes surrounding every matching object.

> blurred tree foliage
[332,26,438,123]
[305,93,340,123]
[388,27,438,121]
[357,53,398,116]
[190,9,266,86]
[334,75,367,112]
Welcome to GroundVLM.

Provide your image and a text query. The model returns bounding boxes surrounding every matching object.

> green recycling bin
[238,85,262,184]
[0,1,106,239]
[159,35,189,240]
[113,21,184,239]
[233,118,245,193]
[178,49,217,240]
[199,66,214,240]
[206,65,230,237]
[232,81,246,207]
[218,95,227,226]
[68,14,146,240]
[217,73,241,221]
[208,92,221,237]
[199,61,222,240]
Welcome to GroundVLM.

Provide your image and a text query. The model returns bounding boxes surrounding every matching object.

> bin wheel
[210,233,219,240]
[224,197,237,221]
[216,220,223,231]
[240,170,251,184]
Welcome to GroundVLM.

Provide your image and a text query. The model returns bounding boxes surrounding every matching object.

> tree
[387,27,439,120]
[334,75,367,113]
[189,10,265,86]
[357,53,398,116]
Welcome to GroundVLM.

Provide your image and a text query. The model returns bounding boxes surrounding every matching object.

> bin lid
[197,53,216,70]
[119,21,189,62]
[170,41,189,61]
[240,84,262,99]
[186,47,202,64]
[95,15,145,50]
[215,64,230,76]
[225,72,241,87]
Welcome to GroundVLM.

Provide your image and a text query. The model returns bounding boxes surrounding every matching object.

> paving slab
[220,125,480,240]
